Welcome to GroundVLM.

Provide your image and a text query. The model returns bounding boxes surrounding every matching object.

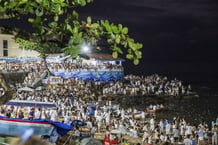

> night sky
[1,0,218,82]
[77,0,218,82]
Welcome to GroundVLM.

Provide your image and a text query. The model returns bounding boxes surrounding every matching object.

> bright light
[82,46,89,52]
[81,43,91,53]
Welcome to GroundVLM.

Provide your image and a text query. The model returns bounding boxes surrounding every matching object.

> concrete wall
[0,34,39,58]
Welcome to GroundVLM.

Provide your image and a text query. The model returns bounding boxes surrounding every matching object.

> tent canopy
[18,87,35,92]
[5,100,56,108]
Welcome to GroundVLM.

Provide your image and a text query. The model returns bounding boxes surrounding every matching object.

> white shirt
[34,110,41,119]
[184,138,192,145]
[50,110,58,121]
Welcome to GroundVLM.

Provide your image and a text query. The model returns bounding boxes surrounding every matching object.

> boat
[0,100,73,143]
[146,108,163,113]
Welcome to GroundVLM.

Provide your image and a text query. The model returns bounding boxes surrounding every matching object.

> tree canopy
[0,0,143,65]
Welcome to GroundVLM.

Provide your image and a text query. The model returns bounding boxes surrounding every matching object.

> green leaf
[122,27,128,34]
[72,26,78,34]
[112,51,118,58]
[135,51,142,57]
[49,22,58,28]
[91,23,99,29]
[114,46,123,54]
[28,18,34,23]
[36,0,42,4]
[66,24,74,34]
[87,16,92,24]
[115,35,120,44]
[35,8,43,16]
[107,39,113,44]
[126,54,133,59]
[128,41,135,49]
[54,15,59,21]
[80,0,86,6]
[136,43,143,49]
[118,24,123,31]
[134,59,139,65]
[72,10,79,20]
[111,25,119,34]
[102,20,112,32]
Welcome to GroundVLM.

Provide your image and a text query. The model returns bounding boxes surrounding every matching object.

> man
[198,125,204,145]
[50,108,58,121]
[74,127,81,142]
[86,118,93,135]
[184,135,192,145]
[34,108,42,120]
[212,127,217,145]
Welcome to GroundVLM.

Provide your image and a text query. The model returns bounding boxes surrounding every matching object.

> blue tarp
[31,119,73,136]
[51,121,73,136]
[51,71,123,82]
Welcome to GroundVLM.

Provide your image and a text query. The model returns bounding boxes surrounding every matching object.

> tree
[0,0,143,65]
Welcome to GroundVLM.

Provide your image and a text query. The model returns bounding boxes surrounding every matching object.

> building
[0,33,39,58]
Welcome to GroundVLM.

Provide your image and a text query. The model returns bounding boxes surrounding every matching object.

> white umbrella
[18,87,35,92]
[80,137,103,145]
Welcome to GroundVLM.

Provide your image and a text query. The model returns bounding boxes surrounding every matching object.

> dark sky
[1,0,218,82]
[76,0,218,82]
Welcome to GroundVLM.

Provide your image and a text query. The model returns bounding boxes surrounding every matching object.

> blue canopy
[51,121,73,136]
[50,71,123,82]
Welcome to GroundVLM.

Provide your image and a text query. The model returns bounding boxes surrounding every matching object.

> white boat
[0,100,73,143]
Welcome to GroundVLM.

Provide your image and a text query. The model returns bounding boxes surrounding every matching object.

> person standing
[212,127,217,145]
[34,108,42,120]
[29,108,34,120]
[90,125,96,138]
[50,109,58,121]
[86,118,93,136]
[183,135,192,145]
[74,127,81,142]
[198,125,204,145]
[173,126,180,144]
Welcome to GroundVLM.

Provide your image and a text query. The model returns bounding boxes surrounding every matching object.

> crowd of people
[1,60,193,96]
[0,59,123,73]
[0,60,217,145]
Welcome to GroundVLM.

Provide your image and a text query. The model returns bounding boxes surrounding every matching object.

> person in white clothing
[34,108,41,119]
[150,117,155,131]
[50,109,58,121]
[212,127,217,145]
[184,135,192,145]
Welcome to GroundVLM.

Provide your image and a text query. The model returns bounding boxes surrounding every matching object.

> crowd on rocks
[102,74,193,96]
[1,60,193,97]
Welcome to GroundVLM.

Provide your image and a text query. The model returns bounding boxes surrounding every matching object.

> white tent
[18,87,35,92]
